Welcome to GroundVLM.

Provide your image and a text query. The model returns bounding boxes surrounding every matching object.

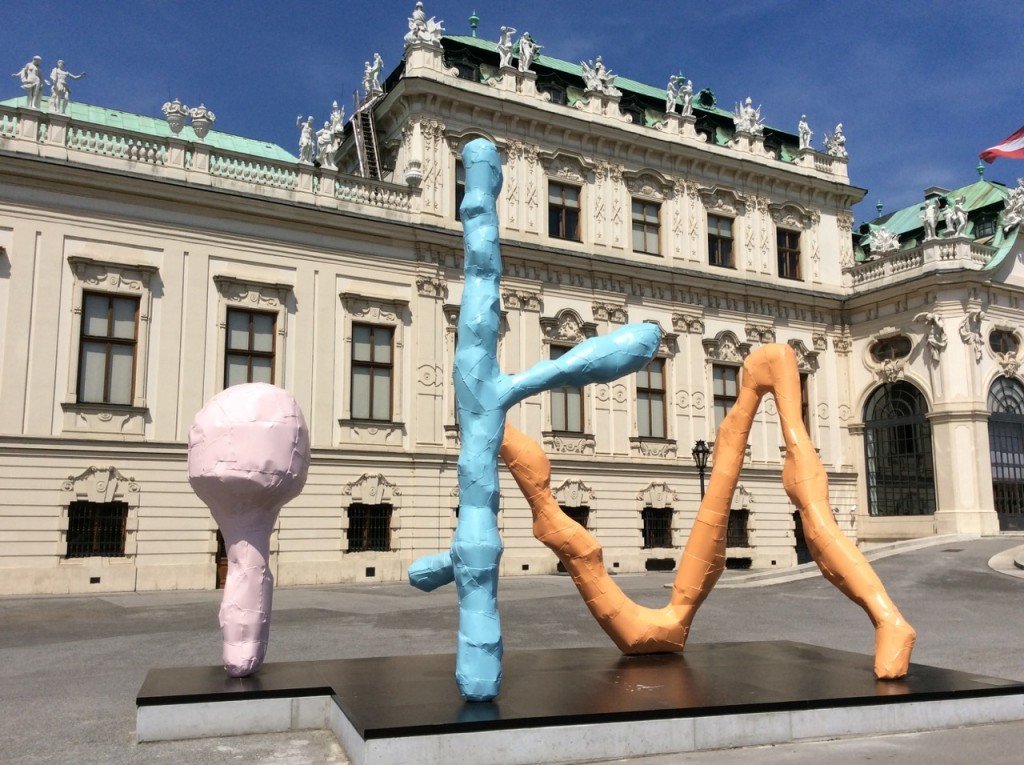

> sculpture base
[137,642,1024,764]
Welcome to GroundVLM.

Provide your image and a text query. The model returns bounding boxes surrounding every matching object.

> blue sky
[4,1,1022,222]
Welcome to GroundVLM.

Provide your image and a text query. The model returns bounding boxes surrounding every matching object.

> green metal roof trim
[442,35,738,120]
[863,179,1009,239]
[983,221,1019,272]
[0,96,296,162]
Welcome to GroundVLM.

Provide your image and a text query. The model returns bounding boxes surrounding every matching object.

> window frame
[350,322,395,422]
[641,506,673,549]
[548,181,582,242]
[454,159,466,222]
[777,227,802,280]
[636,357,668,439]
[549,344,586,434]
[223,307,277,388]
[707,213,736,269]
[76,291,140,406]
[213,276,291,393]
[346,502,394,552]
[712,363,741,432]
[631,198,662,255]
[65,500,129,558]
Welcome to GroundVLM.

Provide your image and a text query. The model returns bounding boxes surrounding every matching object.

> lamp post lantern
[691,439,711,499]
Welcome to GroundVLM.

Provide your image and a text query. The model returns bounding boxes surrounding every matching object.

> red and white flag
[980,124,1024,163]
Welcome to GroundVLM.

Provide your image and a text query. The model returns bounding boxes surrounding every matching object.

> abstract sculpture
[408,138,661,701]
[188,383,310,677]
[501,344,916,680]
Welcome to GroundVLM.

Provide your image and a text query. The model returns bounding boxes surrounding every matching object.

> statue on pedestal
[678,78,693,117]
[12,56,43,110]
[516,32,541,73]
[581,56,621,96]
[329,100,346,135]
[665,75,679,114]
[497,26,517,69]
[296,115,314,165]
[362,53,384,98]
[824,123,848,158]
[798,115,812,150]
[921,198,939,240]
[732,97,764,135]
[316,121,337,170]
[47,59,85,114]
[946,195,969,237]
[404,1,445,47]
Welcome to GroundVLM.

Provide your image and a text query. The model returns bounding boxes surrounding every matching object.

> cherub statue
[946,196,969,237]
[920,198,939,240]
[824,123,848,158]
[497,26,517,69]
[12,55,43,110]
[47,59,85,114]
[516,32,541,73]
[296,115,314,165]
[798,115,812,151]
[678,78,693,117]
[316,121,337,170]
[732,97,764,135]
[362,53,384,97]
[404,1,445,46]
[665,74,679,114]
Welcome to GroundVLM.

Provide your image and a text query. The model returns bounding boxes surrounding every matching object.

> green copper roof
[1,96,296,162]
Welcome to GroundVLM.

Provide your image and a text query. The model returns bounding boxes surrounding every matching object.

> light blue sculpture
[408,138,661,701]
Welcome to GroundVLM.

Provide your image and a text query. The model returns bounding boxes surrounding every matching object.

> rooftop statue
[516,32,541,73]
[362,53,384,98]
[678,78,693,117]
[867,226,900,259]
[732,97,764,135]
[920,198,940,240]
[946,195,969,237]
[497,26,517,69]
[404,1,445,47]
[329,100,346,136]
[316,121,337,170]
[296,115,314,165]
[161,99,189,135]
[824,122,848,158]
[580,55,621,97]
[1003,178,1024,233]
[47,59,85,115]
[188,104,216,140]
[12,55,43,110]
[665,74,679,114]
[798,115,812,150]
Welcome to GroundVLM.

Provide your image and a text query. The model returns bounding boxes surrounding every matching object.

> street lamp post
[691,439,711,499]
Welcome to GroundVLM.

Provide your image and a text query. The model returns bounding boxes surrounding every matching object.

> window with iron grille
[351,323,394,421]
[863,382,936,516]
[455,160,465,222]
[65,500,128,558]
[636,358,666,438]
[77,292,139,405]
[713,364,739,430]
[632,199,661,255]
[727,509,750,547]
[560,505,590,530]
[777,228,801,280]
[225,309,275,388]
[642,506,673,548]
[990,330,1019,356]
[549,345,584,433]
[707,214,735,268]
[988,377,1024,529]
[346,503,393,552]
[548,182,581,241]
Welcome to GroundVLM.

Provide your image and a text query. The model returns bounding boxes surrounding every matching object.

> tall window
[454,160,466,222]
[641,506,673,548]
[988,377,1024,531]
[549,182,581,241]
[636,358,666,438]
[346,503,393,552]
[225,309,275,387]
[863,382,936,516]
[713,364,740,430]
[632,199,661,255]
[708,214,735,268]
[550,345,584,433]
[351,324,394,421]
[65,500,128,558]
[77,292,139,405]
[800,373,811,434]
[777,229,801,280]
[727,509,750,548]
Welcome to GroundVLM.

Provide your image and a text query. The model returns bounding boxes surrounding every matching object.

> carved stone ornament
[637,481,678,508]
[624,170,670,200]
[768,202,814,231]
[1002,178,1024,233]
[998,353,1022,378]
[704,330,752,364]
[745,323,777,344]
[832,326,853,355]
[542,433,596,456]
[630,437,678,458]
[866,227,900,259]
[343,473,401,505]
[812,333,828,352]
[215,275,291,310]
[339,292,408,324]
[552,479,595,507]
[592,301,628,324]
[61,465,140,502]
[787,339,820,373]
[541,152,589,184]
[672,313,705,334]
[415,273,446,299]
[914,311,947,358]
[958,308,985,363]
[541,309,597,344]
[735,484,754,510]
[699,186,746,216]
[68,255,157,294]
[501,287,542,311]
[877,358,906,383]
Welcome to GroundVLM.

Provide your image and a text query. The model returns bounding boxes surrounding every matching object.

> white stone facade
[0,35,1018,596]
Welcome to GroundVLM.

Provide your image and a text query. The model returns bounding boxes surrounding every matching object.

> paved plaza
[1,537,1022,764]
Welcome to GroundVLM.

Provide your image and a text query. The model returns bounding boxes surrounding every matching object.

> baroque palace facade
[1,13,1022,595]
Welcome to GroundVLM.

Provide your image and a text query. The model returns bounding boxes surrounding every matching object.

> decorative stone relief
[686,182,701,246]
[404,2,445,47]
[541,309,597,344]
[624,170,670,200]
[343,473,401,505]
[420,119,446,212]
[415,273,446,299]
[541,152,590,184]
[611,383,628,403]
[735,484,754,510]
[630,437,678,458]
[552,479,595,507]
[838,404,852,422]
[504,140,521,227]
[837,211,855,268]
[339,293,407,326]
[672,312,705,334]
[787,339,820,373]
[755,196,771,269]
[958,307,985,363]
[60,466,140,557]
[609,164,624,246]
[703,330,752,364]
[542,433,596,456]
[745,323,777,344]
[812,333,828,352]
[592,301,627,324]
[523,143,540,228]
[637,481,678,508]
[501,287,542,312]
[877,358,906,383]
[417,364,444,387]
[817,402,830,421]
[768,202,814,232]
[691,392,706,410]
[914,311,947,360]
[1003,178,1024,232]
[699,186,747,218]
[215,275,290,312]
[676,391,689,410]
[832,326,853,355]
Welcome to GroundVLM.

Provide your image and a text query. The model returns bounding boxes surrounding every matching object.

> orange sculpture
[500,343,916,679]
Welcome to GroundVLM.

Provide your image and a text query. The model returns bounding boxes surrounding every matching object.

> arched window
[988,377,1024,530]
[863,382,936,516]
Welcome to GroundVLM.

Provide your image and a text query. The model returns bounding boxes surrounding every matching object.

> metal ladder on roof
[352,90,383,181]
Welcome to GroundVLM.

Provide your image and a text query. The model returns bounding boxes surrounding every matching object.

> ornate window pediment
[672,312,705,335]
[787,339,820,373]
[637,481,677,509]
[703,330,752,364]
[623,169,671,200]
[60,466,140,558]
[552,479,595,507]
[540,151,591,183]
[343,473,402,506]
[698,186,747,216]
[644,320,679,356]
[541,309,597,344]
[768,201,816,230]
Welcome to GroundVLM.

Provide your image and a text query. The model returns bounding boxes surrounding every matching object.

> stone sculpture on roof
[12,55,43,110]
[47,59,85,114]
[824,123,847,158]
[678,78,694,117]
[798,115,812,150]
[296,115,314,165]
[161,99,189,134]
[404,2,445,47]
[581,56,621,97]
[516,32,541,73]
[316,121,337,170]
[329,100,345,134]
[665,75,679,114]
[363,53,384,98]
[946,195,969,237]
[497,26,517,69]
[867,226,900,258]
[921,198,940,240]
[732,97,764,135]
[188,104,215,139]
[1003,179,1024,232]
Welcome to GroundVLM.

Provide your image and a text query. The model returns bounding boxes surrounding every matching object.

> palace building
[1,7,1022,595]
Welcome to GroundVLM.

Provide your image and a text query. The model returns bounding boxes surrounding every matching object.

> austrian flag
[980,124,1024,163]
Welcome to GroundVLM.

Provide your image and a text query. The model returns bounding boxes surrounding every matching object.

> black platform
[137,641,1024,741]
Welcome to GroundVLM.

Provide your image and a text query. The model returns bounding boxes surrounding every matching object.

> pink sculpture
[187,383,310,677]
